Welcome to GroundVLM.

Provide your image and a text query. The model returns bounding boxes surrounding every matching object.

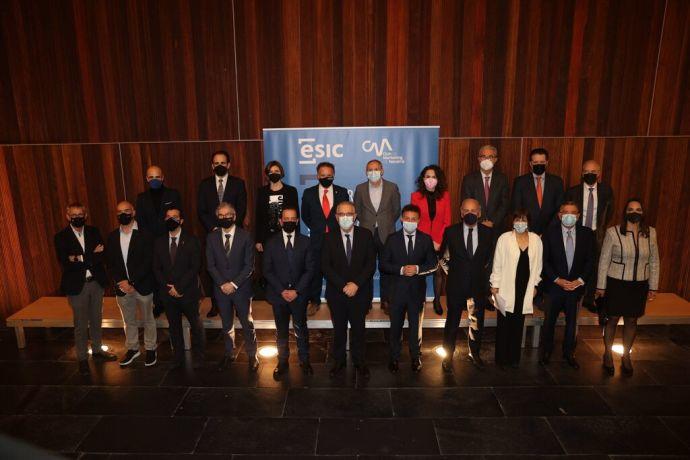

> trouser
[217,292,257,358]
[116,290,157,351]
[166,298,204,363]
[371,229,390,302]
[443,299,486,358]
[67,280,105,361]
[495,304,525,366]
[542,292,579,357]
[272,297,310,363]
[389,298,424,360]
[329,297,367,365]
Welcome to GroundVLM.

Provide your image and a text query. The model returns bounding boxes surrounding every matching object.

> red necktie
[536,176,543,208]
[322,189,331,233]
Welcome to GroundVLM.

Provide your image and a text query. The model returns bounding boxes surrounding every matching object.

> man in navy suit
[263,206,316,377]
[301,161,349,316]
[206,202,258,372]
[381,204,437,373]
[540,201,596,369]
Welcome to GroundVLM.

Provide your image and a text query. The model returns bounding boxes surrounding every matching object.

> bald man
[438,198,495,373]
[106,201,158,367]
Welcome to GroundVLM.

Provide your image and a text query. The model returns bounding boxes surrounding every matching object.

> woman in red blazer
[410,165,452,310]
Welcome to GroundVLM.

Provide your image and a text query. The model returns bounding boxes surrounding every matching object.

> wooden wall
[0,0,689,318]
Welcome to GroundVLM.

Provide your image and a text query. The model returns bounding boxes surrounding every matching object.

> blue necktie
[345,234,352,265]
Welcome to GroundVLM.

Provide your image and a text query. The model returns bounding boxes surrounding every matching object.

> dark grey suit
[206,227,256,358]
[461,170,510,237]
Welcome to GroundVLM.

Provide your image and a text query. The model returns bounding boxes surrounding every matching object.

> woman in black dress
[254,161,299,252]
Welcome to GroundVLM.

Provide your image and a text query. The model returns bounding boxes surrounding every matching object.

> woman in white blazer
[490,209,543,368]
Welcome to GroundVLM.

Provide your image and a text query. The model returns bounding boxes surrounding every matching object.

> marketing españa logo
[362,138,405,164]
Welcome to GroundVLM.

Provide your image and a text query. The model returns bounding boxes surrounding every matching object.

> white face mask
[367,171,382,182]
[513,222,528,234]
[338,216,354,230]
[480,159,494,171]
[561,214,578,228]
[402,221,418,234]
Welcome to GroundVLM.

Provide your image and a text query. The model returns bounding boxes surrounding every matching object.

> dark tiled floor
[0,325,690,458]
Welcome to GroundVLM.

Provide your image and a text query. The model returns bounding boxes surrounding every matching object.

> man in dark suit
[437,198,494,373]
[461,145,510,240]
[321,201,376,378]
[381,204,437,373]
[565,160,614,314]
[539,201,596,369]
[263,206,316,377]
[106,201,157,368]
[153,207,204,370]
[206,202,258,372]
[198,150,248,318]
[54,202,116,375]
[301,161,349,316]
[511,148,564,235]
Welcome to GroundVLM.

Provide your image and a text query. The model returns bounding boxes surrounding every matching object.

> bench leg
[183,326,191,350]
[346,328,350,351]
[532,325,541,348]
[15,326,26,349]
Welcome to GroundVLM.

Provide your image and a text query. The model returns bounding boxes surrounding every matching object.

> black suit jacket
[461,170,510,230]
[134,186,182,237]
[197,175,247,232]
[54,225,107,295]
[105,227,155,296]
[321,226,377,303]
[440,223,494,306]
[301,184,349,247]
[565,182,614,244]
[541,224,596,297]
[263,232,316,305]
[511,173,564,234]
[380,230,437,305]
[152,230,202,303]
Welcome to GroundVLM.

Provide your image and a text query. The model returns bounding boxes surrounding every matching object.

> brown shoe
[307,301,320,316]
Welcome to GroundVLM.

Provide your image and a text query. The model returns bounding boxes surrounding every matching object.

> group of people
[54,146,659,379]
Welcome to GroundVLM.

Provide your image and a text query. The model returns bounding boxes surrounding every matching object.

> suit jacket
[353,179,401,243]
[321,226,377,303]
[54,225,107,295]
[153,230,202,303]
[461,170,510,230]
[301,184,349,247]
[410,190,452,245]
[105,227,155,296]
[263,232,316,305]
[440,223,494,306]
[542,224,596,298]
[565,182,614,245]
[511,173,564,234]
[380,230,437,305]
[134,186,182,237]
[197,175,247,232]
[206,227,254,301]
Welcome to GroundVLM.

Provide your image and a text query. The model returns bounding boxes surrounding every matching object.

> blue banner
[263,126,439,300]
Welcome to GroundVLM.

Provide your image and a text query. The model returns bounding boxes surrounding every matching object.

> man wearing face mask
[54,203,116,375]
[152,208,204,370]
[301,162,349,316]
[206,202,259,372]
[263,207,316,377]
[437,199,494,372]
[461,145,510,241]
[511,148,564,235]
[321,202,376,379]
[353,159,401,313]
[539,202,595,369]
[106,201,157,368]
[381,204,437,373]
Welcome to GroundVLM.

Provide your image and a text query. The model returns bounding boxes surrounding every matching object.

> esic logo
[298,138,343,165]
[362,138,393,157]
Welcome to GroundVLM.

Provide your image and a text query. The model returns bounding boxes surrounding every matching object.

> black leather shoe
[621,355,634,376]
[388,360,399,373]
[355,364,370,379]
[411,358,423,373]
[467,353,484,368]
[538,351,551,366]
[433,299,443,316]
[217,355,235,371]
[300,361,314,375]
[565,355,580,369]
[602,353,614,376]
[207,305,219,318]
[329,361,346,378]
[78,360,90,375]
[273,362,289,378]
[92,350,117,361]
[248,357,260,372]
[442,359,453,374]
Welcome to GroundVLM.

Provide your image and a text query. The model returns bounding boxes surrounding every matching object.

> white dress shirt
[340,228,354,257]
[216,173,229,193]
[119,221,138,279]
[71,225,92,278]
[463,223,478,255]
[400,231,419,275]
[168,229,182,250]
[282,230,296,248]
[533,172,546,189]
[582,183,599,230]
[482,171,492,189]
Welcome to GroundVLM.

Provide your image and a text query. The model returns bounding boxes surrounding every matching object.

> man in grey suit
[353,159,401,313]
[206,202,259,372]
[461,145,510,241]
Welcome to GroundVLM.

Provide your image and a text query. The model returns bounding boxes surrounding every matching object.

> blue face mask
[149,179,163,189]
[513,222,528,234]
[338,216,354,230]
[561,214,578,228]
[367,171,382,182]
[402,221,418,234]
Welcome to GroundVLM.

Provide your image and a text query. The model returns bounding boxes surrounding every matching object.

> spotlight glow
[611,344,629,355]
[87,344,110,355]
[434,346,448,358]
[258,346,278,358]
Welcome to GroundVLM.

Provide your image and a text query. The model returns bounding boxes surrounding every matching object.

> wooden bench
[6,294,689,350]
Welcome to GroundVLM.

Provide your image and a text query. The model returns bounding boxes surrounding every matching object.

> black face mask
[268,173,282,184]
[318,177,334,188]
[583,173,598,185]
[625,212,642,224]
[165,218,181,232]
[117,213,134,225]
[532,164,546,175]
[282,221,298,233]
[217,217,235,229]
[213,165,228,176]
[70,217,86,228]
[463,213,478,226]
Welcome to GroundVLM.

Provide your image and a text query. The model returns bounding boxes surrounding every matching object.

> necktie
[170,236,178,264]
[322,189,331,233]
[536,176,543,208]
[585,187,595,229]
[345,233,352,265]
[407,234,414,256]
[224,233,232,256]
[484,176,491,205]
[467,227,474,258]
[566,230,574,272]
[286,234,294,284]
[217,178,224,203]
